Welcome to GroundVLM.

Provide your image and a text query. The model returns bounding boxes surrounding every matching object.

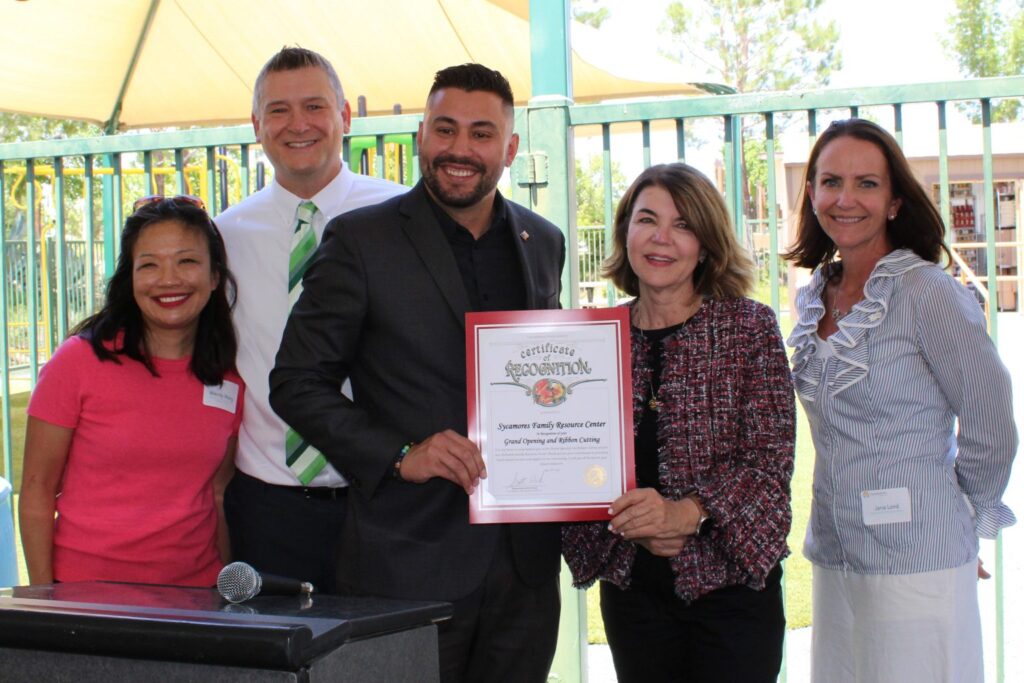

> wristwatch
[694,510,714,538]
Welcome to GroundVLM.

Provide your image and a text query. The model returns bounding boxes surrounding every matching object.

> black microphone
[217,561,315,604]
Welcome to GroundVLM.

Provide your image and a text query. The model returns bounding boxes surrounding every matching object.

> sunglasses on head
[132,194,206,213]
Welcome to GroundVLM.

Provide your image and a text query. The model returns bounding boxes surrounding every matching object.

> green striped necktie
[285,200,328,485]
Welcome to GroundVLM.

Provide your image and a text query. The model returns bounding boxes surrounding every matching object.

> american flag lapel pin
[520,230,530,241]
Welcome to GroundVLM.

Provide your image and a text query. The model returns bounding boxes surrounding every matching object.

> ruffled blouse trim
[787,249,929,399]
[975,503,1018,540]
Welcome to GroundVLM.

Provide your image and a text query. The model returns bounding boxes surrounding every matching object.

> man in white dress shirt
[217,47,406,591]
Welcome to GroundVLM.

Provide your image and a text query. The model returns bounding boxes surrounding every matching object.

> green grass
[0,392,30,488]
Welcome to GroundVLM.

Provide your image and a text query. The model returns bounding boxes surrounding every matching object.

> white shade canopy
[0,0,718,130]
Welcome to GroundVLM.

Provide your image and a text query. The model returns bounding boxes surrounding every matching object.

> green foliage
[943,0,1024,122]
[575,156,628,227]
[572,0,611,29]
[0,392,30,487]
[662,0,842,93]
[0,113,101,144]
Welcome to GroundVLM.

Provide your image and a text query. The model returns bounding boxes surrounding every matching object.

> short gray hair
[252,46,345,115]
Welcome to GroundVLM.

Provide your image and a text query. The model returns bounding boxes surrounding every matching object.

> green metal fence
[2,75,1023,681]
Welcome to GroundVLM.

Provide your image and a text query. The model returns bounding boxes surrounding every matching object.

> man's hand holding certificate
[466,308,635,523]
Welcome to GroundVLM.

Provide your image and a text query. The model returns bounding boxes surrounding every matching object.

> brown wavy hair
[602,163,754,299]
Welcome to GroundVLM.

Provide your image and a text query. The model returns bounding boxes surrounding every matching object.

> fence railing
[2,75,1023,682]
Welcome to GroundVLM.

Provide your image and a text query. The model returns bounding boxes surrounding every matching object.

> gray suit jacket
[270,181,565,600]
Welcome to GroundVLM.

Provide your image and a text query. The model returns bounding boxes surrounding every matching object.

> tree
[572,0,610,29]
[0,113,101,143]
[943,0,1024,122]
[662,0,841,94]
[661,0,841,218]
[575,155,628,227]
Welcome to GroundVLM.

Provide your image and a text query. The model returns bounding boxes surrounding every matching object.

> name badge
[203,380,239,414]
[861,487,912,526]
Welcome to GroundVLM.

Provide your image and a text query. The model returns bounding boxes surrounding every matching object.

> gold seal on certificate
[584,465,607,488]
[466,308,636,523]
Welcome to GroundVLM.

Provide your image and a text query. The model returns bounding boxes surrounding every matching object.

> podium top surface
[0,581,452,670]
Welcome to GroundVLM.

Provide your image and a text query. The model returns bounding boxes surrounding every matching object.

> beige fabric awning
[0,0,717,130]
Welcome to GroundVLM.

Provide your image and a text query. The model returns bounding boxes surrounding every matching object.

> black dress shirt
[427,192,527,312]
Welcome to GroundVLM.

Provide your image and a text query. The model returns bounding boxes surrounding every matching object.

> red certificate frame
[466,308,635,523]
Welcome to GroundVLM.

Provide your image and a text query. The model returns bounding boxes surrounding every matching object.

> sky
[582,0,961,89]
[568,0,1019,179]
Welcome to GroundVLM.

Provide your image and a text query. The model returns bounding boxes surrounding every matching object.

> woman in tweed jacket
[562,163,795,682]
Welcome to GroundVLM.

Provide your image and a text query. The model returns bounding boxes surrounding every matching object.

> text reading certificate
[466,308,635,523]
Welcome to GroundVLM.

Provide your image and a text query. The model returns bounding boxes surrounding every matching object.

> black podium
[0,582,452,682]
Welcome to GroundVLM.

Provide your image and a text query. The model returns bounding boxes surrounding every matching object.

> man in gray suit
[270,64,564,682]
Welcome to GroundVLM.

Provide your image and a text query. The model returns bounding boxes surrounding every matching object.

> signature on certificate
[506,469,552,492]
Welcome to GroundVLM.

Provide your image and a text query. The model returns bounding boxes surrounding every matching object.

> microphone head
[217,562,263,603]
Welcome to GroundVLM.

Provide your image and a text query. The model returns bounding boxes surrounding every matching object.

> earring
[888,213,896,221]
[812,208,819,218]
[698,252,707,264]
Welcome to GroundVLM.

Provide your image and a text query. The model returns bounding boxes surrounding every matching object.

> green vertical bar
[893,104,904,148]
[206,147,217,217]
[175,148,186,194]
[808,110,818,141]
[410,133,420,184]
[850,105,859,118]
[602,124,616,307]
[240,143,251,198]
[53,157,68,341]
[937,103,951,246]
[26,161,38,385]
[109,155,123,272]
[528,1,571,98]
[982,100,998,338]
[675,118,686,163]
[723,116,744,235]
[0,160,12,496]
[979,98,1005,683]
[641,121,652,169]
[84,156,96,313]
[765,114,780,313]
[143,150,154,195]
[528,2,583,680]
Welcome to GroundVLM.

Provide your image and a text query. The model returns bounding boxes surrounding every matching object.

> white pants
[811,560,983,683]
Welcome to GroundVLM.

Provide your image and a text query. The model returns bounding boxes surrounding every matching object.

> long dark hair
[784,118,952,270]
[71,198,238,385]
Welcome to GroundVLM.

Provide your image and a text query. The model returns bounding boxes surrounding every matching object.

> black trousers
[436,527,561,683]
[223,470,346,593]
[600,564,785,683]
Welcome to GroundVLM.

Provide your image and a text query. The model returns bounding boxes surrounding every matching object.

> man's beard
[421,154,499,209]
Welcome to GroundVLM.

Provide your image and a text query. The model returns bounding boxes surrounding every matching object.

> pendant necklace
[830,284,848,321]
[647,375,661,412]
[635,295,701,413]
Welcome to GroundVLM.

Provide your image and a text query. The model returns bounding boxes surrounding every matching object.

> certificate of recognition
[466,308,635,523]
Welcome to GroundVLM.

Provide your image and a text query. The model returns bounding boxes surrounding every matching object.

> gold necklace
[647,375,661,412]
[635,295,702,412]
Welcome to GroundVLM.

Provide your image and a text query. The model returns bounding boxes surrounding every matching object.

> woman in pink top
[19,196,243,587]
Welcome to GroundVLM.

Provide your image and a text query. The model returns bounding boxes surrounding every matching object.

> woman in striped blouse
[563,163,795,682]
[786,118,1017,683]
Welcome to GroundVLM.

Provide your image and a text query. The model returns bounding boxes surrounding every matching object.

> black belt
[237,470,348,500]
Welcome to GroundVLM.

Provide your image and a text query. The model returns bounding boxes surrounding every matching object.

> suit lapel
[508,205,540,309]
[398,183,471,325]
